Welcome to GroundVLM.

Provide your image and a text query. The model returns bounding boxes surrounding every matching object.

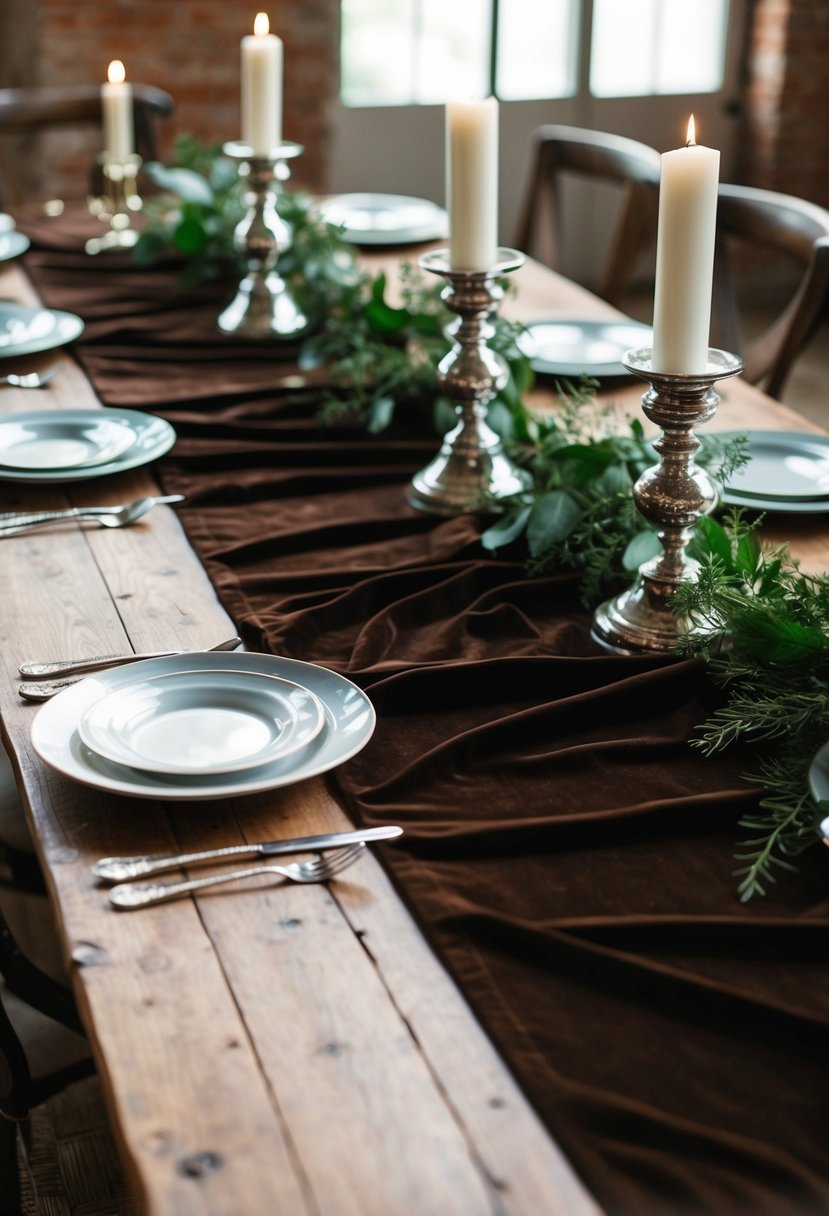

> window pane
[496,0,578,100]
[590,0,729,98]
[340,0,491,107]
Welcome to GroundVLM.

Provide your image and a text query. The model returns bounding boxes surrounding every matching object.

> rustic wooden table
[0,254,826,1215]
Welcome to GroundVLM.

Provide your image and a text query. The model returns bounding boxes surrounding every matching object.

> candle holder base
[86,154,142,256]
[217,140,309,342]
[591,347,743,655]
[408,248,531,516]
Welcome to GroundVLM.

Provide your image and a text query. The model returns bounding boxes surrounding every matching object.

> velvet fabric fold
[17,208,829,1216]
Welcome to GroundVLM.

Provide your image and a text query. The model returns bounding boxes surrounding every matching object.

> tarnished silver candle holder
[591,347,744,655]
[408,248,532,516]
[217,140,309,341]
[85,153,143,255]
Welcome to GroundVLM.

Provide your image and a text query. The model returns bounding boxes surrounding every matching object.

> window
[340,0,577,106]
[340,0,729,106]
[590,0,729,98]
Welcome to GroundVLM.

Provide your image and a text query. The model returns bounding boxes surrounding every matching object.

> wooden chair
[710,183,829,399]
[0,83,174,206]
[513,123,662,306]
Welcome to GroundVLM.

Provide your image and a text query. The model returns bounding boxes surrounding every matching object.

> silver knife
[19,635,242,678]
[92,825,404,883]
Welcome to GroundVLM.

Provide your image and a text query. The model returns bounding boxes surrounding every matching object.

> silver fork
[0,494,185,535]
[108,843,366,909]
[0,368,59,389]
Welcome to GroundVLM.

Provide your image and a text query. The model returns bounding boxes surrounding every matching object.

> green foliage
[300,261,533,434]
[675,513,829,899]
[481,394,748,606]
[134,134,361,311]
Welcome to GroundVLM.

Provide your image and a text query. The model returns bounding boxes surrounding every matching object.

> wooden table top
[0,251,826,1216]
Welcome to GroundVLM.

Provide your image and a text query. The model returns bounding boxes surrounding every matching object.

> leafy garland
[674,515,829,900]
[133,135,530,431]
[133,138,829,898]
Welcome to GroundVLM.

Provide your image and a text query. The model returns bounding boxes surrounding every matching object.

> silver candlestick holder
[591,346,744,655]
[217,140,309,340]
[407,248,532,516]
[85,153,142,255]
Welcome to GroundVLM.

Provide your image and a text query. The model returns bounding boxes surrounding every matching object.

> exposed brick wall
[13,0,340,201]
[741,0,829,207]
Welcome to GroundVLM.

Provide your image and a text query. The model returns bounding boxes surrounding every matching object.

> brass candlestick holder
[217,140,309,340]
[408,248,531,516]
[85,153,142,255]
[591,346,743,655]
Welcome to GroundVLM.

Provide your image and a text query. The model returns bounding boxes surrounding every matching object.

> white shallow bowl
[79,668,325,776]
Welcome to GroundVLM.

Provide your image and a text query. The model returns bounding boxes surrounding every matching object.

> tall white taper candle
[651,115,720,373]
[101,60,134,162]
[241,12,283,155]
[446,97,499,272]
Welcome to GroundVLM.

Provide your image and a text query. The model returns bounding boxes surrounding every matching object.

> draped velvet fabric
[16,207,829,1216]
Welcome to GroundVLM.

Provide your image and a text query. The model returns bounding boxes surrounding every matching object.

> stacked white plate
[715,430,829,514]
[0,409,176,484]
[31,652,376,799]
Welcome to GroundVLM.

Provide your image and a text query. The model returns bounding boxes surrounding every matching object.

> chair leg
[0,1117,22,1216]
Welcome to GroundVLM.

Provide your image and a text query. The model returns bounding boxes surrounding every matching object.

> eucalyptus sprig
[482,392,748,605]
[133,134,361,313]
[674,513,829,899]
[298,261,534,435]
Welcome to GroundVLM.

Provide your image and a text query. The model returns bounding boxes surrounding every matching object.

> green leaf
[525,491,583,557]
[622,529,662,571]
[481,506,532,551]
[367,394,395,433]
[145,162,214,206]
[173,213,209,255]
[692,515,733,566]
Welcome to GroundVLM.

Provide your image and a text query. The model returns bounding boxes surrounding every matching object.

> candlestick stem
[85,154,142,256]
[407,248,531,516]
[217,140,308,340]
[591,347,743,654]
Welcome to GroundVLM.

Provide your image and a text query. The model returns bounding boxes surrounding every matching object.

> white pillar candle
[241,12,283,155]
[101,60,134,163]
[446,97,499,272]
[651,115,720,374]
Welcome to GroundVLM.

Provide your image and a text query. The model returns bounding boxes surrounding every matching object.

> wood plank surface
[0,257,603,1213]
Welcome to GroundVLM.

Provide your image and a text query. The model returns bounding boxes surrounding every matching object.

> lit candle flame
[107,60,126,85]
[686,114,697,148]
[254,12,269,36]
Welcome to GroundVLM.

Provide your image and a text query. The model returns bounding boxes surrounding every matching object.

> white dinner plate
[714,431,829,504]
[0,412,138,470]
[0,230,30,262]
[518,319,653,378]
[0,302,83,358]
[0,409,176,484]
[31,651,376,800]
[319,193,449,246]
[79,668,325,776]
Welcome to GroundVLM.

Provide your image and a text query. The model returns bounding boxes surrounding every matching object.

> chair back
[0,84,174,205]
[711,183,829,399]
[513,124,662,305]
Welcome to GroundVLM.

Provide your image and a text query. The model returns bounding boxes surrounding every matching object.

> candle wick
[686,135,696,148]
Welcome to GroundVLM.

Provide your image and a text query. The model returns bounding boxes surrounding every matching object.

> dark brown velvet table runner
[16,208,829,1216]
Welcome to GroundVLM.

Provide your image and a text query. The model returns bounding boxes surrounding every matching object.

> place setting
[28,648,377,803]
[0,407,176,484]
